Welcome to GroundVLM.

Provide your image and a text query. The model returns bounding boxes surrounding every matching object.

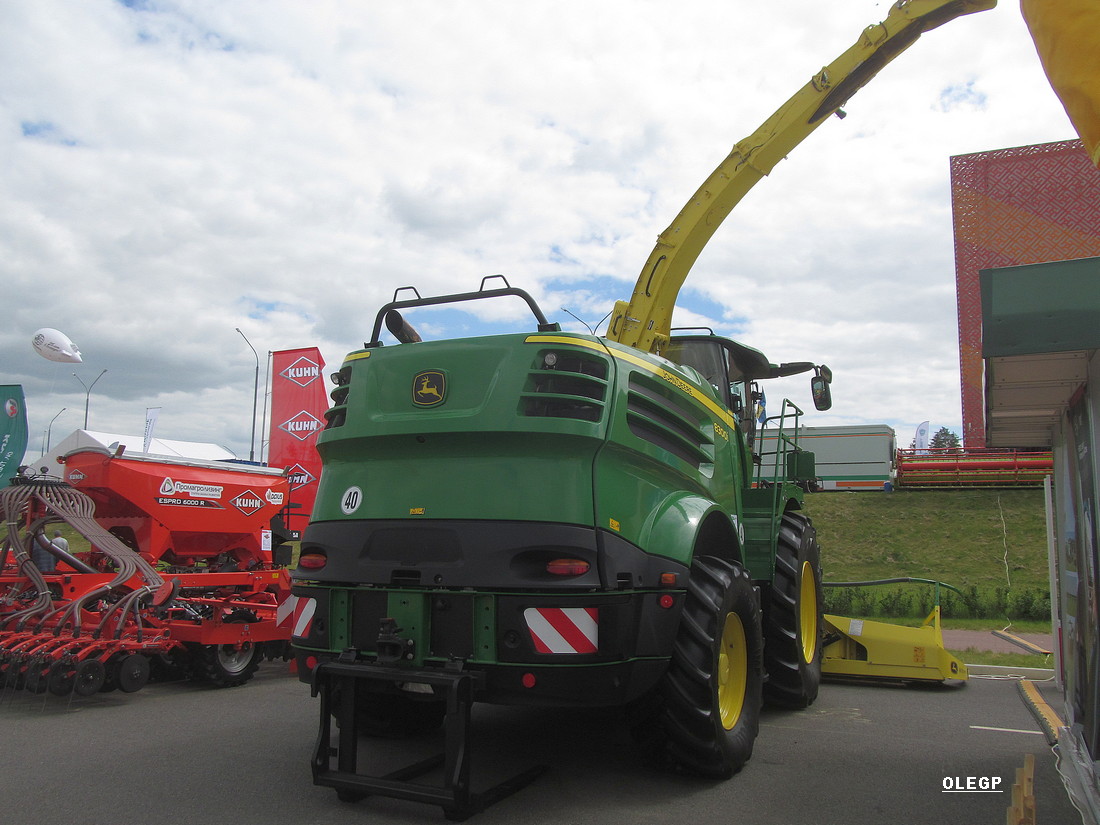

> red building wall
[951,139,1100,447]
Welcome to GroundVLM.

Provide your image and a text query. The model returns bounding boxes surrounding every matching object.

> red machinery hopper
[0,447,296,698]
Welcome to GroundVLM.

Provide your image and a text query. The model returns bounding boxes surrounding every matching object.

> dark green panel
[981,258,1100,356]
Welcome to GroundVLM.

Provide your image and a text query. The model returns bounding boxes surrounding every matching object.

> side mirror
[810,365,832,411]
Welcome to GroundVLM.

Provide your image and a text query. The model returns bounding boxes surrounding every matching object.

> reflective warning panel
[523,607,598,654]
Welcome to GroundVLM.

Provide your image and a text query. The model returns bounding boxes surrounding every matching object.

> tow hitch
[310,654,547,820]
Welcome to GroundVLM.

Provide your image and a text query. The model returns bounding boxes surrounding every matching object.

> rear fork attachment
[310,656,546,820]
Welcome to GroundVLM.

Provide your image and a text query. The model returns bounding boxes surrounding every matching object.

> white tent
[37,429,237,476]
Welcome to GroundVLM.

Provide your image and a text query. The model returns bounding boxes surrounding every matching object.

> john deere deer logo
[413,370,446,406]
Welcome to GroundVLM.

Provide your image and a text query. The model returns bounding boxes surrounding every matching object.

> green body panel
[742,482,806,575]
[315,431,602,524]
[590,340,745,568]
[315,331,770,570]
[640,493,735,569]
[386,591,430,664]
[309,328,814,602]
[328,589,350,651]
[786,449,816,482]
[314,333,608,526]
[472,594,496,663]
[742,509,780,579]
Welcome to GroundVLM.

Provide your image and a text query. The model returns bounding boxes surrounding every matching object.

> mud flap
[821,607,968,683]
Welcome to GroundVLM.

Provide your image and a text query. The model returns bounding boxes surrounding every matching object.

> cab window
[664,339,733,412]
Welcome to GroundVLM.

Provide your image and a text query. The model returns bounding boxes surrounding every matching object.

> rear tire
[192,642,260,688]
[656,556,763,779]
[190,609,261,688]
[763,512,824,709]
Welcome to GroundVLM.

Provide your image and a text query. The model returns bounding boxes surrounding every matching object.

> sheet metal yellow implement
[822,607,968,683]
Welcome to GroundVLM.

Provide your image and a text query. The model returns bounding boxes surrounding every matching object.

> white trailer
[759,424,896,491]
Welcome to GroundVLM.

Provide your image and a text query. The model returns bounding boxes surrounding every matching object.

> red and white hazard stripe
[523,607,598,654]
[277,594,317,639]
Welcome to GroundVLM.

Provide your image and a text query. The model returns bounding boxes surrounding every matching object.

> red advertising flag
[268,348,327,537]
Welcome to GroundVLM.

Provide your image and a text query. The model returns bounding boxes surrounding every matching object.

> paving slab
[943,628,1055,655]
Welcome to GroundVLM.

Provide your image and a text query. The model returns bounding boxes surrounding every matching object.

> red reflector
[305,656,319,671]
[298,553,327,570]
[659,594,675,609]
[522,673,537,688]
[546,558,590,576]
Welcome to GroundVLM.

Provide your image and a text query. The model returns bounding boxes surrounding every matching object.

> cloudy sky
[0,0,1076,463]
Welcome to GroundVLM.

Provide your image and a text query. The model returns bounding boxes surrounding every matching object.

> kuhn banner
[0,385,29,486]
[268,348,327,537]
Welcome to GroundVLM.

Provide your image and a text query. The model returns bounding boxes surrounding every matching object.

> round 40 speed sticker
[340,486,363,515]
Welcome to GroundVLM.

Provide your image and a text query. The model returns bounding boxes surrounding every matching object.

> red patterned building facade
[951,139,1100,447]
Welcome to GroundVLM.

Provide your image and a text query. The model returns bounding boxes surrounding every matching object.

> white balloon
[32,328,82,363]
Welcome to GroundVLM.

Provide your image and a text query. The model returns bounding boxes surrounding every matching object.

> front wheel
[763,512,824,709]
[656,556,763,779]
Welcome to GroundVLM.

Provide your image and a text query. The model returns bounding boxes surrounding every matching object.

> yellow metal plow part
[822,607,968,683]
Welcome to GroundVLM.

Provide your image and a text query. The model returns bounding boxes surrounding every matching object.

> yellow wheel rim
[717,612,748,730]
[798,560,819,663]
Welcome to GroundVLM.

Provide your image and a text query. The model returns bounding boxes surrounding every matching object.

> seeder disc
[47,661,76,696]
[23,658,50,694]
[74,659,106,696]
[117,653,150,693]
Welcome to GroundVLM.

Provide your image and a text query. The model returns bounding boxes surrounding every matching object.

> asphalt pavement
[0,661,1080,825]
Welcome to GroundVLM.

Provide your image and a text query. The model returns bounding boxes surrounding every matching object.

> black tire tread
[191,644,260,688]
[655,556,763,779]
[762,512,824,709]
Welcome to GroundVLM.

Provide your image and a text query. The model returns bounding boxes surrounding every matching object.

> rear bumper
[291,584,685,706]
[303,652,670,706]
[291,519,690,706]
[294,519,681,591]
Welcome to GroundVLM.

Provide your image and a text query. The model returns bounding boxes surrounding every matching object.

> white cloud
[0,0,1077,461]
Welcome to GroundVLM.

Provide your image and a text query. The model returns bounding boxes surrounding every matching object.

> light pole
[236,328,259,462]
[260,350,272,463]
[73,369,107,429]
[44,407,66,454]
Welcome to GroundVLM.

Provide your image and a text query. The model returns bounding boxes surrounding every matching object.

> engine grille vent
[626,374,715,468]
[520,351,610,423]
